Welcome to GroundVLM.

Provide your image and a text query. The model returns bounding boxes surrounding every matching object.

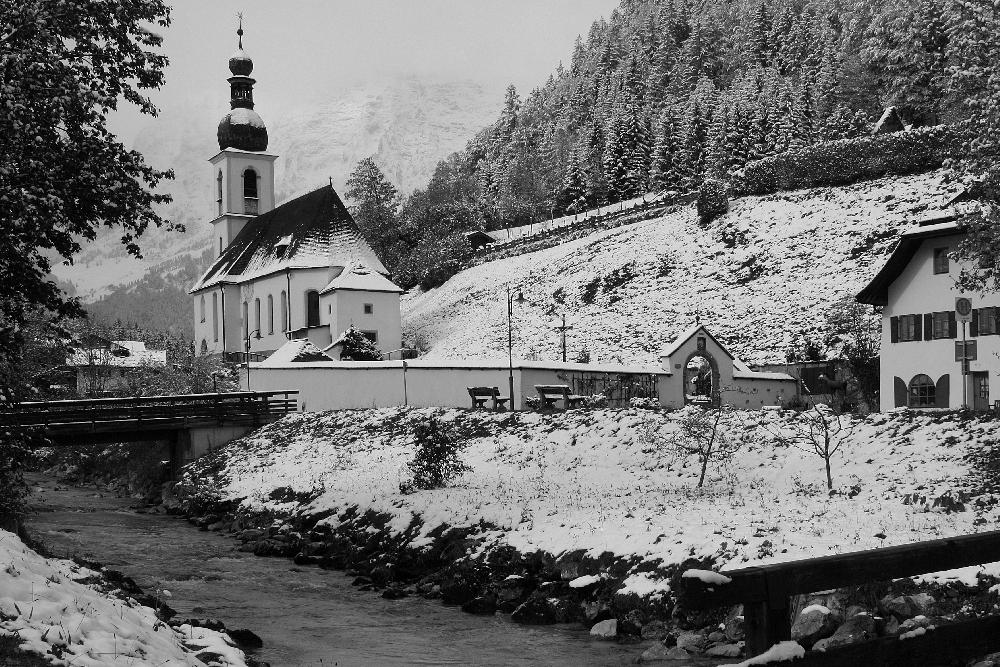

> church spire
[217,17,268,151]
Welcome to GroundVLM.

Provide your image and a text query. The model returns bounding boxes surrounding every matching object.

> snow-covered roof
[320,262,403,294]
[262,339,334,364]
[658,324,734,362]
[253,357,667,373]
[857,218,964,306]
[191,184,388,292]
[67,341,167,368]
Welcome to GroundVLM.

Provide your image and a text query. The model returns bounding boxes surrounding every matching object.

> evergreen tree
[560,146,590,214]
[345,157,400,264]
[651,107,683,191]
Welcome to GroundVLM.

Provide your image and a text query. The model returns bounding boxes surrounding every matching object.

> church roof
[321,262,403,294]
[191,184,387,292]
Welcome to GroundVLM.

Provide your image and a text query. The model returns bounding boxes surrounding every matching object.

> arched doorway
[683,350,721,407]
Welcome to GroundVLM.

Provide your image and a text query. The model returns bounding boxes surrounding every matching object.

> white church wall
[329,290,402,353]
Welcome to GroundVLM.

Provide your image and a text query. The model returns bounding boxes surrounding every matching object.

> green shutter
[971,310,980,337]
[935,374,950,408]
[894,376,908,407]
[890,316,899,343]
[948,311,957,339]
[913,314,922,341]
[924,313,933,340]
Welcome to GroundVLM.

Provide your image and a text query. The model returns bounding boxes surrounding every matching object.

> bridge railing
[678,529,1000,665]
[0,391,298,429]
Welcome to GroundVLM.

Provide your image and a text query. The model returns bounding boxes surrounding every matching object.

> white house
[189,27,402,358]
[857,214,1000,411]
[67,340,167,396]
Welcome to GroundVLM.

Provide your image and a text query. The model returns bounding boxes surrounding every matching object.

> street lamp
[384,348,412,406]
[507,286,528,409]
[245,329,260,391]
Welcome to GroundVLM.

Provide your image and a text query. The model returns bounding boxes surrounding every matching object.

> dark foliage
[337,325,384,361]
[400,417,470,492]
[696,178,729,224]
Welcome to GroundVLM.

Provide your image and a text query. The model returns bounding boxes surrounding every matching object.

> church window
[254,298,261,338]
[243,168,259,215]
[364,303,373,315]
[199,295,206,323]
[933,247,949,274]
[217,170,223,216]
[267,295,274,334]
[242,301,248,341]
[280,290,288,335]
[306,290,320,327]
[212,293,219,342]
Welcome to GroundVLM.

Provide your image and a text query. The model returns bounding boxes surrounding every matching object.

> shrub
[337,325,383,361]
[696,178,729,225]
[732,123,967,196]
[580,276,601,304]
[602,262,636,293]
[0,436,33,531]
[400,417,470,492]
[582,393,607,408]
[629,396,660,410]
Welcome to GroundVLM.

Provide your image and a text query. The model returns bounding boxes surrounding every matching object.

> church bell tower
[209,19,278,255]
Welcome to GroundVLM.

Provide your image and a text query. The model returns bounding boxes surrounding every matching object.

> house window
[932,311,951,339]
[212,293,219,342]
[267,295,274,335]
[361,330,378,343]
[243,168,259,215]
[216,170,223,216]
[899,314,919,341]
[908,374,936,407]
[254,298,261,338]
[933,247,949,274]
[199,295,206,323]
[306,290,320,327]
[980,307,999,335]
[364,303,373,315]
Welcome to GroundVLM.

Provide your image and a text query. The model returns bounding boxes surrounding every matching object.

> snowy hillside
[55,76,500,301]
[402,171,956,366]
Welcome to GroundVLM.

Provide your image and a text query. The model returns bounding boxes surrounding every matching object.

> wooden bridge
[1,391,298,473]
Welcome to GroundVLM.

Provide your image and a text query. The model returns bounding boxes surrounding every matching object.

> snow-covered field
[0,531,247,666]
[183,406,1000,596]
[402,171,956,366]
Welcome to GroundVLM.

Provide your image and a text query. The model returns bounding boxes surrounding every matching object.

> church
[190,27,402,359]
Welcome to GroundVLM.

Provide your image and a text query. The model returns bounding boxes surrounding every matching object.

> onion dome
[217,19,268,152]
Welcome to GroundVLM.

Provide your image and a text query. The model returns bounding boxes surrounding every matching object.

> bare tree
[771,403,853,490]
[652,404,747,487]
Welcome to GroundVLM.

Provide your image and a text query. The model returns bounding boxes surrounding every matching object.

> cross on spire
[236,12,244,49]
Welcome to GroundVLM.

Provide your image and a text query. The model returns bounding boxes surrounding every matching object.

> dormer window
[275,234,292,257]
[243,167,259,215]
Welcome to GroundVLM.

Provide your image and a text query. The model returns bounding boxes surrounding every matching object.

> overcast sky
[113,0,621,142]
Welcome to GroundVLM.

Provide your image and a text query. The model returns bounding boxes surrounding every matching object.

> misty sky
[113,0,621,142]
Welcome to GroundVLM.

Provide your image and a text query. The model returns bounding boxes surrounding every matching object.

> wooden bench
[534,384,585,410]
[467,386,510,411]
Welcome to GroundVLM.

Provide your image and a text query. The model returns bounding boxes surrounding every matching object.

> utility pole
[552,314,574,362]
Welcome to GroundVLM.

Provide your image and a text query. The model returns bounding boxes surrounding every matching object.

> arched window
[243,168,259,215]
[908,374,936,408]
[242,301,249,341]
[199,295,206,323]
[306,290,320,327]
[280,290,288,336]
[216,170,223,216]
[212,293,219,342]
[267,294,274,335]
[254,298,261,338]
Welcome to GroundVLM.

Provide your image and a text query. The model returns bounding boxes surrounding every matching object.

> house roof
[190,184,387,292]
[320,262,403,294]
[67,341,167,368]
[263,339,334,364]
[856,217,963,306]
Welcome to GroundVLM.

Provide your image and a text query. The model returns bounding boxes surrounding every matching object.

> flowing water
[23,474,705,667]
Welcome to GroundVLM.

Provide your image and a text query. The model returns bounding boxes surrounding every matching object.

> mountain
[52,76,503,304]
[400,170,954,366]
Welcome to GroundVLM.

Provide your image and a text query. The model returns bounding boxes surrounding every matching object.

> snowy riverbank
[171,406,1000,661]
[0,529,250,667]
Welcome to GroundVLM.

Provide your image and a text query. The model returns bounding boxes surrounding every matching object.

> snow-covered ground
[182,407,1000,597]
[0,530,247,666]
[402,171,957,366]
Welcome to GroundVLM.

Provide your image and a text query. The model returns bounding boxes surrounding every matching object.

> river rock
[706,643,742,658]
[461,596,497,615]
[640,644,691,661]
[511,596,572,624]
[440,578,477,605]
[381,587,408,600]
[675,631,707,653]
[589,619,618,639]
[581,599,613,623]
[228,628,264,649]
[618,609,644,637]
[882,593,935,619]
[791,605,840,649]
[641,620,670,641]
[707,630,726,643]
[812,613,876,651]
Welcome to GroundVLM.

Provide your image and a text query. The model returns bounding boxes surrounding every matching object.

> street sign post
[956,297,973,322]
[956,297,974,408]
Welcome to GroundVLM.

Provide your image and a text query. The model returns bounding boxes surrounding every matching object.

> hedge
[731,124,968,197]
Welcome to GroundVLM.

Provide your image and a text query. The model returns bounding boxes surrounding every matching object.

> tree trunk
[825,456,833,490]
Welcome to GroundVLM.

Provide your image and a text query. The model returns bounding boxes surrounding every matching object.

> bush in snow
[400,416,470,493]
[629,396,660,410]
[338,325,383,361]
[582,393,608,408]
[731,123,966,196]
[696,178,729,225]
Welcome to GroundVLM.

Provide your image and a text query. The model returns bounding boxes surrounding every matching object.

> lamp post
[507,286,528,409]
[384,348,412,406]
[245,329,259,391]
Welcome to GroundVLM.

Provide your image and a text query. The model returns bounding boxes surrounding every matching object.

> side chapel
[189,26,402,358]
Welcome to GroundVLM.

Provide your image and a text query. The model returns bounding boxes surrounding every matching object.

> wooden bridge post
[743,569,791,656]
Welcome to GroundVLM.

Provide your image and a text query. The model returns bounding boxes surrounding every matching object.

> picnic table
[534,384,585,410]
[467,386,510,411]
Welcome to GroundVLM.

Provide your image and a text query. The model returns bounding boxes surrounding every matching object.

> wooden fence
[679,530,1000,665]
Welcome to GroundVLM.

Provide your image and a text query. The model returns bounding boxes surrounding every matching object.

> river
[23,474,698,667]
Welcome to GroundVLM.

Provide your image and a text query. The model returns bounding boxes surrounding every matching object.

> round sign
[956,297,973,317]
